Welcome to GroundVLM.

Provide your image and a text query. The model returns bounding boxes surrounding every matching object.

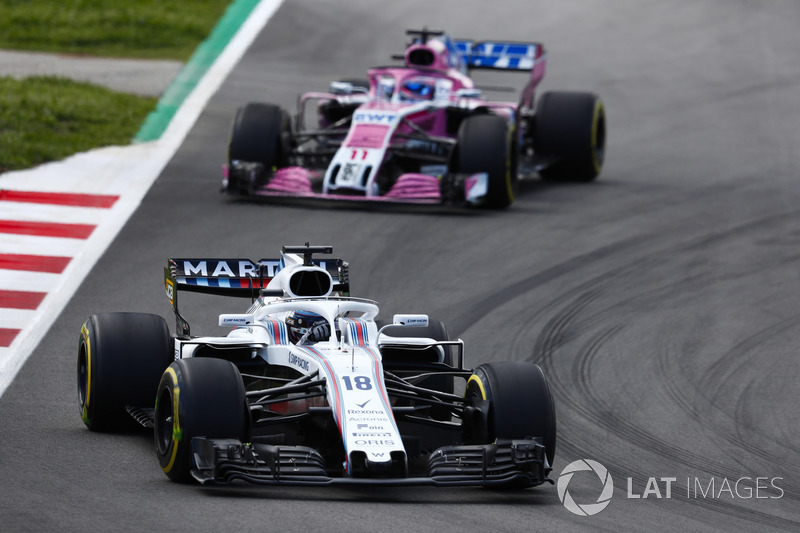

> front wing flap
[226,161,489,208]
[191,437,551,487]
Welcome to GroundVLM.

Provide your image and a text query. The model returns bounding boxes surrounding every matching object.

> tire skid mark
[684,317,800,472]
[530,284,612,365]
[446,235,650,336]
[697,318,798,406]
[453,207,799,343]
[735,376,800,458]
[663,318,800,462]
[656,339,800,494]
[511,213,800,528]
[442,208,799,528]
[542,282,799,478]
[540,301,800,530]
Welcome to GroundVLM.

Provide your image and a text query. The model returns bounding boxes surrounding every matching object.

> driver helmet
[286,310,330,343]
[400,78,435,101]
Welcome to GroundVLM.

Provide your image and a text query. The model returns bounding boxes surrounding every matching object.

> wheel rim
[155,386,174,455]
[591,101,606,173]
[77,342,88,407]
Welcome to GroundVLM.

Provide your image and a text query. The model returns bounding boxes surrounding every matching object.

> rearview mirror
[392,314,429,327]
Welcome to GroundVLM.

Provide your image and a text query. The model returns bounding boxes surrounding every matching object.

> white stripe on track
[0,310,37,330]
[0,270,63,292]
[0,234,84,257]
[0,202,111,225]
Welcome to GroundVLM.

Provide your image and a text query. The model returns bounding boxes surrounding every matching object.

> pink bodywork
[241,35,548,205]
[260,167,442,204]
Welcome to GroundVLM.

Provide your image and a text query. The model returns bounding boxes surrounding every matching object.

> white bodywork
[174,250,455,474]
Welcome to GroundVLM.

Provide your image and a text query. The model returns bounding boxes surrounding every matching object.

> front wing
[224,163,489,207]
[192,437,552,488]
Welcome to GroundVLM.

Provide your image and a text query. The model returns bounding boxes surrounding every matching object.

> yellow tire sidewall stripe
[161,366,182,474]
[467,374,488,401]
[591,100,605,174]
[80,322,92,423]
[505,126,515,202]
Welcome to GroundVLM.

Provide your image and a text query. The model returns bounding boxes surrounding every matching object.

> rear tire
[227,103,291,192]
[77,313,172,431]
[154,358,248,483]
[534,91,605,182]
[456,114,518,209]
[465,361,556,468]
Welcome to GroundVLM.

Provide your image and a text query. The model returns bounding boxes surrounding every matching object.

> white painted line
[0,234,84,257]
[0,202,110,225]
[0,0,285,397]
[0,270,63,292]
[0,309,38,330]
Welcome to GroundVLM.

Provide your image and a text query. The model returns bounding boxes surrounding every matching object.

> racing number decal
[342,376,372,391]
[350,149,369,160]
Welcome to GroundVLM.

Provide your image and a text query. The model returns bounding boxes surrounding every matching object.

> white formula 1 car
[77,244,556,488]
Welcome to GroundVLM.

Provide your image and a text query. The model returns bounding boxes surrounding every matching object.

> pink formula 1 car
[223,28,606,209]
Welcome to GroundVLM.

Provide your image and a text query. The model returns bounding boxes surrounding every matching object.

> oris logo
[557,459,614,516]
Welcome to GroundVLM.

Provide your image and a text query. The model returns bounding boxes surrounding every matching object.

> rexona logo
[557,459,614,516]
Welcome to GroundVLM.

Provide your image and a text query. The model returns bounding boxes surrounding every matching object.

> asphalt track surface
[2,0,800,531]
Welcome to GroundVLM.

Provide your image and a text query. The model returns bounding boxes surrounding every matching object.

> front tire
[77,313,172,431]
[154,358,248,483]
[227,103,291,193]
[465,361,556,468]
[456,114,518,209]
[534,91,606,182]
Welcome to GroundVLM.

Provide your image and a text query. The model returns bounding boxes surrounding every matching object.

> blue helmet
[401,79,435,101]
[286,310,329,343]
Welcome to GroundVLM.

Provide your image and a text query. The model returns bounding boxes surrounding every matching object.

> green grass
[0,0,234,60]
[0,76,157,172]
[0,0,236,172]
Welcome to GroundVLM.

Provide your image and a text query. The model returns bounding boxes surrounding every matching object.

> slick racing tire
[227,102,291,193]
[154,358,248,483]
[77,313,172,432]
[456,114,518,209]
[465,361,556,468]
[533,91,606,182]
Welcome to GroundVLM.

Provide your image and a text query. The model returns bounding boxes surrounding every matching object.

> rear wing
[403,28,545,71]
[165,257,349,298]
[164,256,350,336]
[453,39,544,71]
[400,29,546,108]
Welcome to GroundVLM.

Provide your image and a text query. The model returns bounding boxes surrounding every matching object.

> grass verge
[0,76,157,172]
[0,0,237,172]
[0,0,234,61]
